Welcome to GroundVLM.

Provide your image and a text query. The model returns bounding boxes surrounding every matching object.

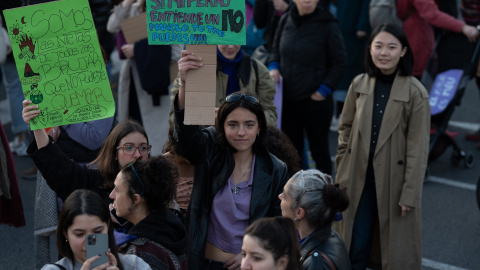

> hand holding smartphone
[86,233,109,269]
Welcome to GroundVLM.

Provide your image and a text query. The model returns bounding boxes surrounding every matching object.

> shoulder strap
[250,58,258,90]
[53,263,67,270]
[307,250,336,270]
[251,58,259,84]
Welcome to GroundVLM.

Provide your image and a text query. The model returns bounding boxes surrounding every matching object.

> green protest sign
[146,0,245,45]
[3,0,114,130]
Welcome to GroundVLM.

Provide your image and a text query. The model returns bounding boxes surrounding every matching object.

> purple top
[206,156,256,254]
[63,116,114,150]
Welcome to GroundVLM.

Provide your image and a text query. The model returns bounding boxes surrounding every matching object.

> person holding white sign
[170,45,278,127]
[173,52,288,270]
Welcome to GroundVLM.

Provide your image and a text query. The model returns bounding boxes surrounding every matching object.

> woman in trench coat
[334,24,430,270]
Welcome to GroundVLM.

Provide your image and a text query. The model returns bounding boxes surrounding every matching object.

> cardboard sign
[429,69,463,115]
[146,0,246,45]
[183,44,216,126]
[3,0,114,130]
[120,12,148,44]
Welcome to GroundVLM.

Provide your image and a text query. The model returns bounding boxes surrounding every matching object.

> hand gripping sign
[146,0,246,125]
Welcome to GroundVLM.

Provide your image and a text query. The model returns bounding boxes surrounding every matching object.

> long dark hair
[365,23,414,77]
[56,190,124,270]
[244,217,303,270]
[90,119,149,190]
[215,91,268,155]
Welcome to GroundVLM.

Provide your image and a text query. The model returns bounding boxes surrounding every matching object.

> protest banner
[120,12,148,44]
[183,44,216,125]
[146,0,246,45]
[146,0,245,125]
[3,0,114,130]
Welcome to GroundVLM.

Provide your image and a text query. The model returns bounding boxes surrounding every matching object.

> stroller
[422,30,480,169]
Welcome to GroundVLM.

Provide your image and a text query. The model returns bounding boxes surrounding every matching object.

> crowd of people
[1,0,480,269]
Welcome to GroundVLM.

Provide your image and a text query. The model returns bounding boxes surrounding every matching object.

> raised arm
[176,49,204,109]
[22,99,49,149]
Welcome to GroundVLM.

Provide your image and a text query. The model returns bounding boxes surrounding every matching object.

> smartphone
[86,233,109,269]
[110,208,129,226]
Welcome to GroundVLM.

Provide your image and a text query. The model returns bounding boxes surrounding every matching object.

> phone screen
[86,233,109,269]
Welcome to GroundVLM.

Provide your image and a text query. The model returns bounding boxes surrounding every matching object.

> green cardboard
[3,0,115,130]
[146,0,246,45]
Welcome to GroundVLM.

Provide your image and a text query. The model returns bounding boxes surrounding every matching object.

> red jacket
[397,0,464,76]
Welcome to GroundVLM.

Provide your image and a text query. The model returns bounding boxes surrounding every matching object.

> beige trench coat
[334,73,430,270]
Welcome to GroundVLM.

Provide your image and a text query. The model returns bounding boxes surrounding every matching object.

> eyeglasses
[225,93,259,105]
[117,144,152,155]
[127,159,145,197]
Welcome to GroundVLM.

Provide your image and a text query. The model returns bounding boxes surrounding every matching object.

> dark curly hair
[266,127,302,177]
[121,156,178,212]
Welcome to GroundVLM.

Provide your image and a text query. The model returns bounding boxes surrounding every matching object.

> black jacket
[121,209,188,270]
[269,6,347,103]
[301,229,351,270]
[27,138,110,203]
[173,96,289,269]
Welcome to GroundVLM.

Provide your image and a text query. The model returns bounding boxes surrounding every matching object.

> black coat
[269,6,347,103]
[301,229,351,270]
[173,96,289,269]
[27,138,109,203]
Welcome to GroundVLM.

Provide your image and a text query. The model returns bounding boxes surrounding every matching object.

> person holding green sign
[170,45,278,127]
[22,100,151,204]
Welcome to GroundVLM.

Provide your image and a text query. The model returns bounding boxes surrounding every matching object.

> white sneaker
[9,138,21,151]
[330,116,340,132]
[8,138,29,156]
[15,141,29,156]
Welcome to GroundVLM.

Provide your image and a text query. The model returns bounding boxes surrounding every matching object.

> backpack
[369,0,402,30]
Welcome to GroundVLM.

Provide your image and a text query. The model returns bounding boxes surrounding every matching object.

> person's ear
[296,207,305,221]
[401,47,407,57]
[133,194,142,205]
[276,254,289,270]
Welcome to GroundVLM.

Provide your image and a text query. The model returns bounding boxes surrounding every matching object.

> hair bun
[323,184,349,213]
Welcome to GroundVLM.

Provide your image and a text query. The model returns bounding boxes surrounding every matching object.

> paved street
[1,78,480,269]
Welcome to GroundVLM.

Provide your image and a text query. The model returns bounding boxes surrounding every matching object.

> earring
[294,217,298,222]
[65,239,68,243]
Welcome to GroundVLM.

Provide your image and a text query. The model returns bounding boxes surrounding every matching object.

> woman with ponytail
[278,169,350,270]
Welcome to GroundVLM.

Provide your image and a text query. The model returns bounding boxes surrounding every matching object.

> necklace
[231,170,248,194]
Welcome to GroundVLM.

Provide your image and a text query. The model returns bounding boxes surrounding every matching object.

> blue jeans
[1,59,28,134]
[349,161,378,270]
